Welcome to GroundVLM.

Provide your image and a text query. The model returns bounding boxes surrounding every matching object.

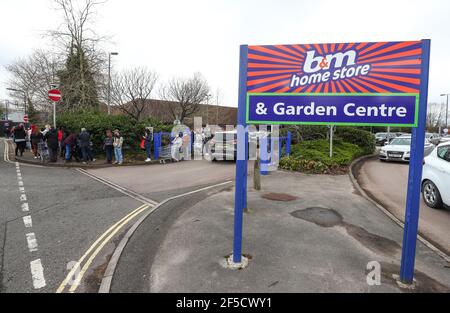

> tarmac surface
[357,157,450,255]
[110,170,450,293]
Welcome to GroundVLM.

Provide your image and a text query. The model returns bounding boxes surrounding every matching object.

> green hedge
[57,110,172,154]
[279,139,365,174]
[335,126,376,154]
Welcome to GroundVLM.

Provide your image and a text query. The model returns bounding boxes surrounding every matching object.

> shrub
[57,110,172,154]
[335,126,376,154]
[279,139,365,174]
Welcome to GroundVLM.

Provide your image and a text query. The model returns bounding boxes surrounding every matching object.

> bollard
[153,132,161,160]
[260,135,269,175]
[286,131,292,156]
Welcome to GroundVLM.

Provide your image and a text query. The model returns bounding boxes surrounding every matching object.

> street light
[440,93,449,130]
[6,88,26,115]
[107,52,119,115]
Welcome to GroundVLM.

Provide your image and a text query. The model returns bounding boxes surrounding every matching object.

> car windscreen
[389,138,411,145]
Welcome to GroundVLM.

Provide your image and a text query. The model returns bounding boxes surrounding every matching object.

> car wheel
[422,180,443,209]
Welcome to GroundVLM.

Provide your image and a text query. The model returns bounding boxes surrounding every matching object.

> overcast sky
[1,0,450,107]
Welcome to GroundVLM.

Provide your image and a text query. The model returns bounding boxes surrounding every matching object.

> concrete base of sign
[392,274,417,290]
[222,254,249,270]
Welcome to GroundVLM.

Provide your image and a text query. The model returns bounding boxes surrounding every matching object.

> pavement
[356,157,450,255]
[109,169,450,293]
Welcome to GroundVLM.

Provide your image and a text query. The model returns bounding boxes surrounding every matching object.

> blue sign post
[400,39,430,284]
[232,40,431,284]
[232,45,249,264]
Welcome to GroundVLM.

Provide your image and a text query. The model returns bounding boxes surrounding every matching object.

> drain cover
[262,193,298,202]
[290,207,343,227]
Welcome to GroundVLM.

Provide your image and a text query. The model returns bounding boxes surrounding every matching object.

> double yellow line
[56,203,152,293]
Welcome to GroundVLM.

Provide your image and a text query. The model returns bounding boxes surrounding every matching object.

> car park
[379,135,435,162]
[426,132,441,145]
[422,142,450,209]
[375,132,397,146]
[209,130,269,161]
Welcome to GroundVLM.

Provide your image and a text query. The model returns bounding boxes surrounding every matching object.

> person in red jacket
[57,127,63,155]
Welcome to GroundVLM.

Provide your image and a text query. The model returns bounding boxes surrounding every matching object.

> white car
[422,142,450,209]
[379,135,434,162]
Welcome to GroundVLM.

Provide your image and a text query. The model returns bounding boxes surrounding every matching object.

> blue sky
[1,0,450,106]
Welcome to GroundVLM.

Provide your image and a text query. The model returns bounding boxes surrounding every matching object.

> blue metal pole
[399,39,431,284]
[154,132,161,160]
[286,131,292,156]
[232,45,248,264]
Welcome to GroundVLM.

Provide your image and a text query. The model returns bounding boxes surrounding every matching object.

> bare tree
[110,67,159,121]
[49,0,108,109]
[5,50,63,114]
[427,102,445,130]
[160,73,211,123]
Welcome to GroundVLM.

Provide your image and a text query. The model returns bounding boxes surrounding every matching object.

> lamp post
[108,52,119,115]
[440,93,449,130]
[6,88,26,115]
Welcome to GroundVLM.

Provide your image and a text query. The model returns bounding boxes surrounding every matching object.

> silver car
[379,135,435,162]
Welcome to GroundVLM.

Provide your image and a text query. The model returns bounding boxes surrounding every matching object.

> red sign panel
[48,89,61,102]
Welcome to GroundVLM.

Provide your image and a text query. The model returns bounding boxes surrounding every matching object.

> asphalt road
[87,159,240,202]
[357,158,450,255]
[0,139,145,293]
[0,139,240,293]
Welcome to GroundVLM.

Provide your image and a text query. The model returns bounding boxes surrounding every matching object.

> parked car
[375,132,397,146]
[422,142,450,209]
[439,135,450,144]
[379,135,435,162]
[209,130,269,161]
[425,132,441,145]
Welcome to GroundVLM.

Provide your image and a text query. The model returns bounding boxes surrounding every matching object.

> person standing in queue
[79,128,94,164]
[63,131,77,162]
[113,129,124,165]
[45,126,59,163]
[103,130,114,164]
[30,126,43,159]
[144,127,153,163]
[13,124,27,157]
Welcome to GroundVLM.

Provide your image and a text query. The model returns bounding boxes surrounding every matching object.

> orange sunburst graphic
[247,41,422,94]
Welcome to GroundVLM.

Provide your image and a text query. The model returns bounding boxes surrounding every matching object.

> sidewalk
[7,140,170,168]
[108,170,450,293]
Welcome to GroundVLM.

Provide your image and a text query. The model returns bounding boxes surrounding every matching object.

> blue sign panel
[247,93,418,127]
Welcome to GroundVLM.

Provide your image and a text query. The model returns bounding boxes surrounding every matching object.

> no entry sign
[48,89,61,102]
[245,41,423,126]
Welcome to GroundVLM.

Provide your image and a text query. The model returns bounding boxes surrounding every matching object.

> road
[0,139,237,293]
[357,158,450,255]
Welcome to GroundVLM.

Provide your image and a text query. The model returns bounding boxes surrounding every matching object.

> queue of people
[9,123,200,165]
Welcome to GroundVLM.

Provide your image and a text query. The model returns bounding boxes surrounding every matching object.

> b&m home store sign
[245,41,423,127]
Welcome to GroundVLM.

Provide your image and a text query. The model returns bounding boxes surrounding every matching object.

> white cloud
[1,0,449,107]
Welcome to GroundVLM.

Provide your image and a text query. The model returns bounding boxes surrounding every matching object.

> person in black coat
[45,127,59,162]
[13,124,27,157]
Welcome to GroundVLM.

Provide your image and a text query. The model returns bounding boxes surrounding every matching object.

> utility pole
[440,93,449,130]
[108,52,119,115]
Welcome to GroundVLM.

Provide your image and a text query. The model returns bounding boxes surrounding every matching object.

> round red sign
[48,89,62,102]
[23,115,29,123]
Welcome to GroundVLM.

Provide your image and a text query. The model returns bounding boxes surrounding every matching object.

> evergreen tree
[58,44,99,112]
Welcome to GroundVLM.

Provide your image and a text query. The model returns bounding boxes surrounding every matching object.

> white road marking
[20,194,27,202]
[26,233,38,252]
[21,203,29,212]
[23,216,33,228]
[30,259,46,289]
[18,181,24,186]
[19,187,25,193]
